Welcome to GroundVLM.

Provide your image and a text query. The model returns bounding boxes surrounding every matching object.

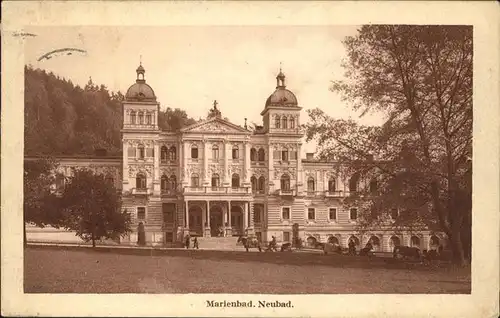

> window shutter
[147,148,154,157]
[128,147,136,158]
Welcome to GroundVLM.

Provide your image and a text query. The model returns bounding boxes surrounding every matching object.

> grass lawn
[24,246,471,294]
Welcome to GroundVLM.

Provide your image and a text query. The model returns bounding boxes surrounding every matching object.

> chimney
[306,153,314,160]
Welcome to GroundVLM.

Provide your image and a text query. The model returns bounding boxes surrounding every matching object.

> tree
[23,158,64,246]
[60,169,131,247]
[305,25,472,265]
[158,107,196,131]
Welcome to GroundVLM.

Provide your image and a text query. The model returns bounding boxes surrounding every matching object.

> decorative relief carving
[187,164,201,176]
[208,163,224,175]
[128,164,153,178]
[229,164,242,176]
[160,167,176,177]
[274,167,297,179]
[125,139,154,147]
[250,168,268,177]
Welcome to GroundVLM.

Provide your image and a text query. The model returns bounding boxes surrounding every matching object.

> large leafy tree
[60,169,131,247]
[158,107,197,131]
[23,158,64,246]
[305,25,472,265]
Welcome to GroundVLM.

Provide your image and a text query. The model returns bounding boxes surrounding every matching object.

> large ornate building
[42,64,444,252]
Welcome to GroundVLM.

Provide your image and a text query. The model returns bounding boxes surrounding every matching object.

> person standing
[193,237,199,249]
[185,234,190,249]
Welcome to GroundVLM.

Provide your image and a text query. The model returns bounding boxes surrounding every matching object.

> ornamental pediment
[181,118,250,135]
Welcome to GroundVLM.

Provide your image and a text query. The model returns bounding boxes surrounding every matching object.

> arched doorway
[389,236,401,251]
[348,235,360,248]
[327,235,339,246]
[210,205,224,237]
[429,235,440,250]
[369,236,381,251]
[307,236,318,248]
[410,236,421,248]
[231,205,243,236]
[188,205,203,236]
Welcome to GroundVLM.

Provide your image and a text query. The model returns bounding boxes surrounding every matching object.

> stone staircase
[196,236,241,250]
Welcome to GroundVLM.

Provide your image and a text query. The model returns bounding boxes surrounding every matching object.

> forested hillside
[24,66,196,156]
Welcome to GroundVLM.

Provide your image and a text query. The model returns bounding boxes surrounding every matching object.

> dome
[265,88,298,107]
[125,63,157,102]
[125,82,156,101]
[264,68,298,108]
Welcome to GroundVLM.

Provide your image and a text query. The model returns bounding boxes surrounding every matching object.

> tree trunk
[91,230,96,248]
[449,226,466,266]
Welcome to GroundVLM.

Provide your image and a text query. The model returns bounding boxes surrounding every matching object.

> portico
[184,198,253,237]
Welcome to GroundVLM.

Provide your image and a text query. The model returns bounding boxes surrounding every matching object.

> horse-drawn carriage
[237,236,293,252]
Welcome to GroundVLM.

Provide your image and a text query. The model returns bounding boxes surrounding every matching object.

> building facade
[42,64,445,252]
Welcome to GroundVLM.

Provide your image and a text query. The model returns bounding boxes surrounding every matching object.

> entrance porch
[184,200,252,237]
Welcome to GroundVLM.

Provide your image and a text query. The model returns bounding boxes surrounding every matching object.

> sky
[24,26,384,154]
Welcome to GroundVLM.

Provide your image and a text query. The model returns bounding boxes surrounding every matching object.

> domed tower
[261,67,302,134]
[123,63,159,131]
[122,63,160,194]
[261,67,304,198]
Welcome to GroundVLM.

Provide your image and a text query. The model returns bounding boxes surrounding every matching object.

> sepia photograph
[22,24,472,294]
[2,1,499,317]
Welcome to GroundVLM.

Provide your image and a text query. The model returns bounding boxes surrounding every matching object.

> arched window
[231,174,240,188]
[282,116,288,129]
[136,173,146,189]
[289,117,295,129]
[251,176,258,192]
[280,174,291,191]
[232,145,239,159]
[169,146,177,161]
[191,174,200,187]
[211,174,220,188]
[348,236,360,247]
[410,236,420,248]
[160,146,168,162]
[161,175,169,191]
[170,175,177,190]
[275,115,281,128]
[130,111,136,124]
[328,178,336,193]
[138,111,144,124]
[307,177,315,192]
[258,176,266,193]
[212,145,219,160]
[390,236,401,248]
[349,172,359,193]
[191,145,198,159]
[138,145,145,159]
[258,148,265,161]
[145,112,152,125]
[369,178,378,194]
[250,148,257,161]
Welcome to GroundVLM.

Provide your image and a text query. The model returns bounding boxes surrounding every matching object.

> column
[183,141,189,185]
[185,200,189,228]
[206,201,211,227]
[153,142,160,194]
[244,202,249,231]
[249,202,255,228]
[122,141,129,187]
[203,140,209,185]
[296,143,303,192]
[243,142,251,184]
[223,140,230,185]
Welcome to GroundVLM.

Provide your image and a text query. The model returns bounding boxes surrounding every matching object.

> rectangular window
[329,208,337,221]
[283,232,291,242]
[191,147,198,159]
[232,148,239,159]
[350,208,358,220]
[162,203,175,223]
[281,150,288,161]
[165,232,173,243]
[146,148,154,157]
[282,207,290,220]
[138,147,145,159]
[137,207,146,220]
[308,208,315,220]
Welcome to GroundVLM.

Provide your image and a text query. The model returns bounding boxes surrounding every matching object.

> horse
[264,240,278,252]
[393,246,422,261]
[280,242,292,252]
[237,236,262,252]
[359,243,374,257]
